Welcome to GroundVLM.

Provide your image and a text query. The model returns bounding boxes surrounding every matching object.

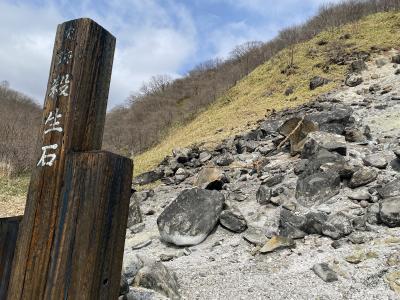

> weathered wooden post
[0,216,22,299]
[6,18,133,299]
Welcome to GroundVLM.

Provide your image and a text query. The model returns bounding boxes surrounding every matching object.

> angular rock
[310,76,329,90]
[134,261,180,299]
[345,74,363,87]
[262,174,284,187]
[349,167,378,188]
[301,131,347,158]
[279,208,307,239]
[215,153,234,166]
[349,59,367,73]
[243,226,267,246]
[363,154,388,169]
[173,148,191,163]
[321,212,353,239]
[128,193,143,228]
[219,207,247,233]
[121,288,168,300]
[259,235,295,253]
[391,54,400,64]
[344,127,367,143]
[120,273,130,296]
[256,185,272,205]
[380,197,400,227]
[174,168,189,182]
[312,263,338,282]
[157,188,225,246]
[194,167,226,190]
[199,151,212,163]
[378,179,400,198]
[296,170,341,207]
[394,149,400,160]
[348,190,371,201]
[133,170,163,186]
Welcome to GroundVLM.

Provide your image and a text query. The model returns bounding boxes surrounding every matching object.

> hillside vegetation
[134,11,400,176]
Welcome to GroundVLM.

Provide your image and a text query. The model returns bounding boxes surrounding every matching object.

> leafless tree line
[0,84,41,176]
[103,0,400,156]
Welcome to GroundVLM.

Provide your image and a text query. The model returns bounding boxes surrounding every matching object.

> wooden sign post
[6,18,133,299]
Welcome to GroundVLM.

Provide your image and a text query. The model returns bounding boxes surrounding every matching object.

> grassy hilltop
[134,11,400,176]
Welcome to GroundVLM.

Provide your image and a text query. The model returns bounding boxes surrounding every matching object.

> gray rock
[134,261,180,299]
[121,288,168,300]
[128,193,143,228]
[394,149,400,160]
[375,58,388,67]
[256,185,272,205]
[219,207,247,233]
[215,153,234,166]
[279,209,307,239]
[243,226,267,245]
[262,174,284,187]
[344,127,367,143]
[296,171,341,207]
[310,76,329,90]
[321,212,353,239]
[301,131,347,158]
[133,170,163,186]
[174,168,189,182]
[379,197,400,227]
[349,167,378,188]
[120,273,130,296]
[363,154,388,169]
[348,189,371,201]
[173,148,191,163]
[312,263,338,282]
[345,74,363,87]
[199,151,212,163]
[123,254,144,280]
[377,179,400,198]
[157,188,225,246]
[349,59,367,73]
[391,54,400,64]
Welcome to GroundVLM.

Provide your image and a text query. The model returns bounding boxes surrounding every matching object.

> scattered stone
[259,235,295,253]
[349,167,378,188]
[363,154,388,169]
[348,231,369,244]
[391,54,400,64]
[199,151,212,163]
[219,207,247,233]
[379,197,400,227]
[375,58,388,67]
[349,59,367,73]
[393,149,400,159]
[173,147,191,163]
[174,168,189,182]
[348,189,371,201]
[133,170,163,185]
[157,188,225,246]
[346,74,363,87]
[310,76,329,90]
[377,179,400,198]
[284,86,294,96]
[312,263,338,282]
[215,153,234,166]
[322,212,353,239]
[296,171,340,207]
[133,261,180,299]
[128,193,143,228]
[120,273,130,296]
[132,239,152,250]
[194,167,226,190]
[301,131,347,158]
[344,127,367,143]
[262,174,284,187]
[345,252,365,264]
[256,185,272,205]
[243,226,267,246]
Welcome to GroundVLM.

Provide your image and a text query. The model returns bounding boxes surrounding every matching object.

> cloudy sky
[0,0,340,108]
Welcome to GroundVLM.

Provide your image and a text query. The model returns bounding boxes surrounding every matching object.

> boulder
[133,261,180,299]
[301,131,347,158]
[215,153,234,166]
[194,167,226,190]
[321,212,353,239]
[262,174,284,187]
[157,188,225,246]
[349,59,367,73]
[172,148,191,163]
[306,105,353,135]
[219,207,247,233]
[363,154,388,169]
[133,170,163,186]
[127,193,143,228]
[379,197,400,227]
[312,263,338,282]
[256,185,272,205]
[349,167,378,188]
[310,76,329,90]
[345,74,363,87]
[296,171,341,207]
[377,179,400,198]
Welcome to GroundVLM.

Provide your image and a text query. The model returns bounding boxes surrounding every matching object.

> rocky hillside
[120,51,400,299]
[134,11,400,177]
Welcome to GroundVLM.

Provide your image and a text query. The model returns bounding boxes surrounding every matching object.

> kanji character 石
[37,144,58,167]
[44,108,63,134]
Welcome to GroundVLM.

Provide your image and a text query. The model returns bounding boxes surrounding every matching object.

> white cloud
[0,0,197,108]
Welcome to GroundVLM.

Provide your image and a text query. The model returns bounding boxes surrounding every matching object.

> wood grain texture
[7,18,116,300]
[0,216,22,299]
[44,151,132,299]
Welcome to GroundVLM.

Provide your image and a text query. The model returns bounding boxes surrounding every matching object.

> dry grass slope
[134,12,400,176]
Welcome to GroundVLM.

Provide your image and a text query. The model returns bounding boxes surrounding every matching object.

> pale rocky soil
[123,52,400,300]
